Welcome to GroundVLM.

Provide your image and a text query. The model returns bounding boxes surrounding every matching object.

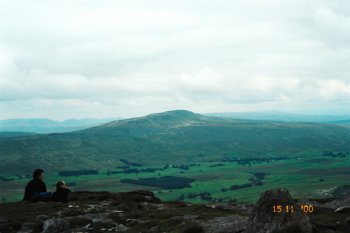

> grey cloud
[1,0,350,119]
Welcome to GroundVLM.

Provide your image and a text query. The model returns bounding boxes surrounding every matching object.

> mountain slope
[1,110,350,174]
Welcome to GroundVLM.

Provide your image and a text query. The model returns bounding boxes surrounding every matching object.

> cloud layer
[1,0,350,119]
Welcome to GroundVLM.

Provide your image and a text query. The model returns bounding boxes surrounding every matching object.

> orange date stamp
[272,204,314,213]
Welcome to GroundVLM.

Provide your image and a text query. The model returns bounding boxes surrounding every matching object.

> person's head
[56,181,66,189]
[33,169,44,180]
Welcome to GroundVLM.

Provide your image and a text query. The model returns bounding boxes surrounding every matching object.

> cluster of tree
[58,170,99,177]
[251,172,268,180]
[107,168,139,175]
[120,176,195,189]
[0,176,14,182]
[186,191,214,201]
[178,191,227,202]
[172,164,189,170]
[172,164,200,170]
[107,167,165,175]
[221,157,286,166]
[115,165,130,169]
[322,151,349,158]
[222,183,253,192]
[120,159,142,167]
[110,163,200,175]
[209,163,225,167]
[140,168,161,172]
[249,172,269,186]
[221,171,269,192]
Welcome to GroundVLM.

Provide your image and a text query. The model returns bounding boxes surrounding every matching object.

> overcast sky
[1,0,350,120]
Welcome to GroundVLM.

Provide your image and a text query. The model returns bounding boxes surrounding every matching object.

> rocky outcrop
[324,196,350,210]
[42,218,70,233]
[200,215,248,233]
[0,217,8,228]
[0,190,249,233]
[245,189,313,233]
[68,190,160,203]
[1,189,350,233]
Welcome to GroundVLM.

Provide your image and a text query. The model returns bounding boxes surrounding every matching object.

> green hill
[1,110,350,175]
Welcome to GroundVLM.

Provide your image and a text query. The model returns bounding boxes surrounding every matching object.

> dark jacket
[51,188,71,202]
[23,178,47,201]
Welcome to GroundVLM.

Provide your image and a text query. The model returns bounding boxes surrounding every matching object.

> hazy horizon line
[2,109,350,121]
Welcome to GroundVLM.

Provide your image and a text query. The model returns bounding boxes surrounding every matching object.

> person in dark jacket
[51,181,71,202]
[23,169,50,201]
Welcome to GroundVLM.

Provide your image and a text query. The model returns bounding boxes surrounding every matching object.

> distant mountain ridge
[0,118,118,133]
[3,111,350,135]
[206,111,350,123]
[0,132,36,138]
[91,110,212,130]
[1,110,350,174]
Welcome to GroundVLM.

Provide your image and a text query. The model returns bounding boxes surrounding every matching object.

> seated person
[51,181,71,202]
[23,169,51,202]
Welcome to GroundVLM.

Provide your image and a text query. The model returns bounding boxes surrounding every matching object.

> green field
[1,150,349,203]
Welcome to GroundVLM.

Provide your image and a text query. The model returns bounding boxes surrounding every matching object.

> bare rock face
[0,217,8,228]
[245,189,313,233]
[344,216,350,227]
[200,215,248,233]
[324,196,350,210]
[68,190,160,203]
[42,218,70,233]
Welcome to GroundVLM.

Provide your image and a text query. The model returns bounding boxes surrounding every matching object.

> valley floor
[1,151,350,204]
